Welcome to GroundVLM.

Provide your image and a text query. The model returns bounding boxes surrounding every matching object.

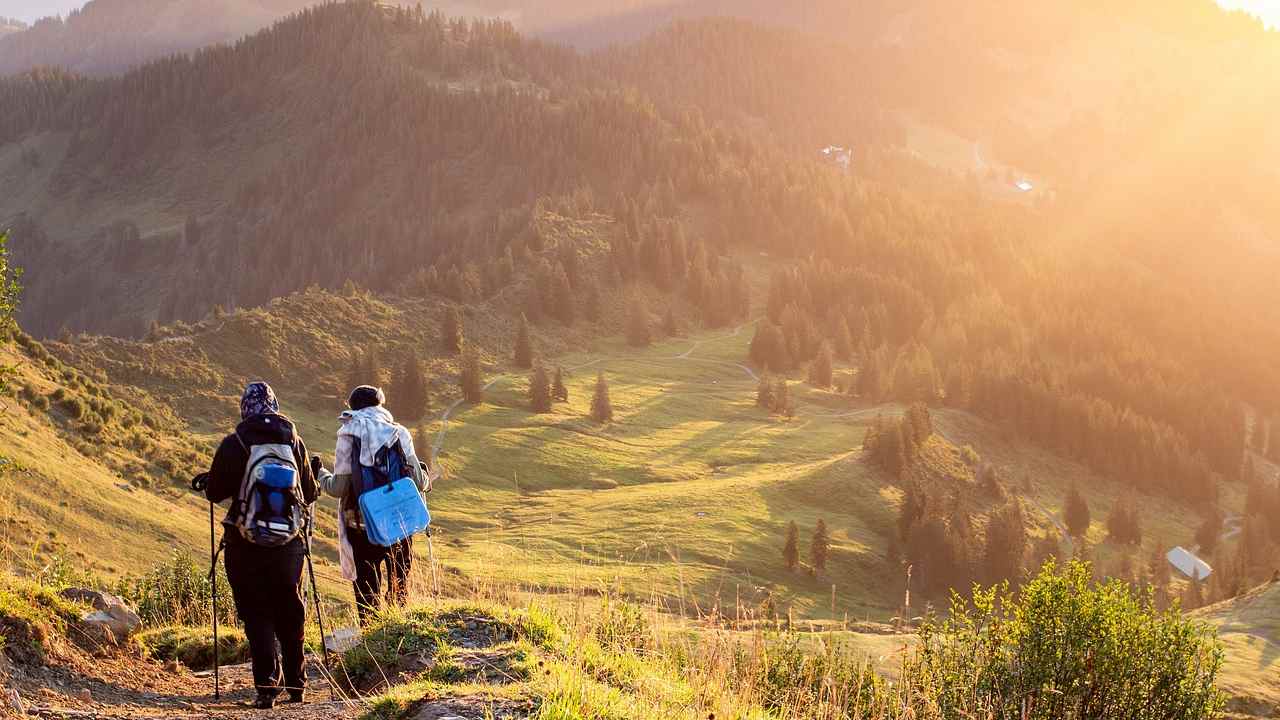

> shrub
[907,560,1224,719]
[58,396,87,420]
[113,551,234,628]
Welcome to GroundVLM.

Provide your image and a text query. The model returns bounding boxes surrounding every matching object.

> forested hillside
[2,0,1280,596]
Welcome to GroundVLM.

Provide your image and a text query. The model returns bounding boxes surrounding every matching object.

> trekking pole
[303,506,335,700]
[209,502,223,702]
[192,473,221,701]
[426,527,441,597]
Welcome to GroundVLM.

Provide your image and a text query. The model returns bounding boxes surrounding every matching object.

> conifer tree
[460,352,484,404]
[551,264,575,325]
[756,374,775,409]
[513,313,534,369]
[392,353,429,422]
[443,307,464,355]
[783,521,800,571]
[346,351,365,393]
[591,371,613,423]
[983,500,1028,585]
[627,299,651,347]
[552,366,568,402]
[530,362,553,413]
[905,402,933,445]
[585,282,602,323]
[663,307,678,337]
[1148,541,1173,590]
[1183,570,1205,610]
[1064,485,1091,538]
[810,519,830,574]
[1195,510,1223,555]
[833,314,854,362]
[772,378,793,417]
[808,342,833,388]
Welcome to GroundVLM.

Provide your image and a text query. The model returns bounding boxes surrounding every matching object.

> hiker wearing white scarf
[317,385,436,620]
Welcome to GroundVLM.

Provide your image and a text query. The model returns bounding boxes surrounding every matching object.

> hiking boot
[283,690,305,704]
[252,692,276,710]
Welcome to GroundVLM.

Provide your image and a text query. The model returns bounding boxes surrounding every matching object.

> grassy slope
[42,269,1243,621]
[1195,582,1280,713]
[0,341,211,579]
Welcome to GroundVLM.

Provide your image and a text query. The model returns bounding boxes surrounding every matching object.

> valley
[2,0,1280,717]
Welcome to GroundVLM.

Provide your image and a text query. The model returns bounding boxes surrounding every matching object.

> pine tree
[663,307,678,337]
[1183,570,1205,610]
[392,353,429,422]
[1195,510,1223,555]
[627,299,651,347]
[551,264,575,325]
[783,521,800,571]
[513,313,534,369]
[756,374,775,410]
[552,366,568,402]
[590,372,613,423]
[810,519,830,574]
[413,425,433,462]
[443,307,464,355]
[833,315,854,362]
[1064,485,1091,538]
[460,352,484,404]
[808,342,833,388]
[347,351,366,392]
[983,501,1028,585]
[772,378,793,417]
[529,362,553,413]
[1148,541,1172,589]
[585,282,603,323]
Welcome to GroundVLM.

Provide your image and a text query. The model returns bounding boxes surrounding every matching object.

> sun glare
[1218,0,1280,27]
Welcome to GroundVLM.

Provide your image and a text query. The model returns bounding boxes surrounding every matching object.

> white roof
[1167,546,1213,579]
[1015,180,1035,192]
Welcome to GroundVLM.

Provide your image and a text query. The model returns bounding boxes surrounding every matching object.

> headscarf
[347,385,385,411]
[240,381,279,420]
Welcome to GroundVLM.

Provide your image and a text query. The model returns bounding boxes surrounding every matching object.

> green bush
[908,560,1224,719]
[113,551,235,628]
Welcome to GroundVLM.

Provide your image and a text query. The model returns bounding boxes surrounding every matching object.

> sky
[1219,0,1280,27]
[4,1,85,23]
[3,0,1280,28]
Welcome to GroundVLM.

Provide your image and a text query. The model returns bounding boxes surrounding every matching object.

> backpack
[350,436,430,547]
[230,433,304,547]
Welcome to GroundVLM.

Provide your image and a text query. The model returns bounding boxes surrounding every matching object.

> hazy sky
[1219,0,1280,27]
[4,1,84,23]
[3,0,1279,29]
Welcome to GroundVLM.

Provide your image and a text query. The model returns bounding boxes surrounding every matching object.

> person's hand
[310,455,324,476]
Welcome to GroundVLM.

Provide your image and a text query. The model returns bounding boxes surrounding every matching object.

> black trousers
[349,527,413,623]
[223,537,307,696]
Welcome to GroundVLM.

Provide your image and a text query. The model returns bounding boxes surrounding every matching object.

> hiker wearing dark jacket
[205,382,318,709]
[317,385,433,623]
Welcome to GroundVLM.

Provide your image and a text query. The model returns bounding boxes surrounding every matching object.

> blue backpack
[350,437,430,547]
[231,434,304,547]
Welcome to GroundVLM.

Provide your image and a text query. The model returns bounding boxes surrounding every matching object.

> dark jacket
[206,413,318,548]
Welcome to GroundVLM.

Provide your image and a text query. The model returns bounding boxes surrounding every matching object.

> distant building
[1167,546,1213,579]
[1014,179,1035,193]
[820,146,852,173]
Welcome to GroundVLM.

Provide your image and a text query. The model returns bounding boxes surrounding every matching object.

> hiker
[204,382,318,709]
[318,385,435,622]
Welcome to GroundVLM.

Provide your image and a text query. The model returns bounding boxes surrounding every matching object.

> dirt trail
[17,612,538,719]
[16,654,356,719]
